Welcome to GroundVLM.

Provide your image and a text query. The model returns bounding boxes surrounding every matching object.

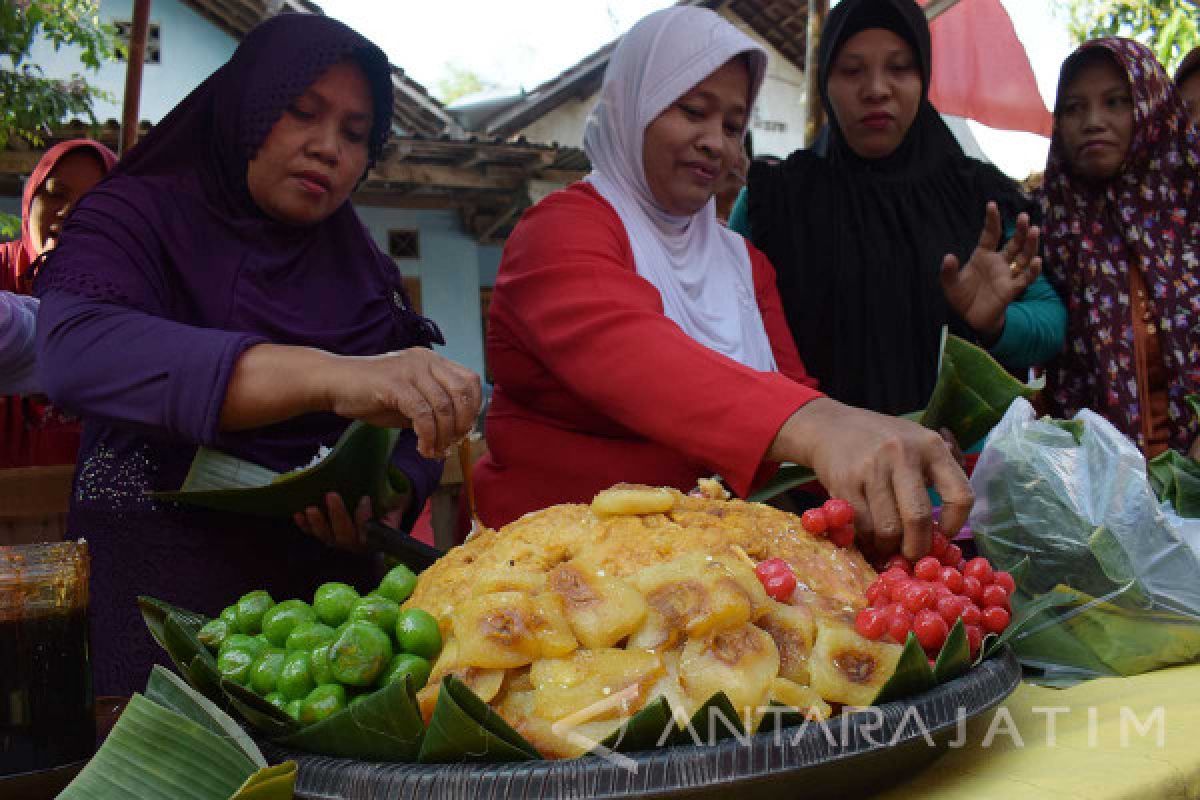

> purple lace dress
[34,15,445,696]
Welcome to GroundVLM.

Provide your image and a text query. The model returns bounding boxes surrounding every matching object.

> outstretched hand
[769,398,974,561]
[940,202,1041,342]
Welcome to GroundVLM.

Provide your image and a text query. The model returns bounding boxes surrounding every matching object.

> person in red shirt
[473,6,972,560]
[0,139,116,467]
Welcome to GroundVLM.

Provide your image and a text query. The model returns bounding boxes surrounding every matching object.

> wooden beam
[369,162,517,191]
[0,151,44,174]
[477,202,522,242]
[804,0,830,147]
[120,0,153,156]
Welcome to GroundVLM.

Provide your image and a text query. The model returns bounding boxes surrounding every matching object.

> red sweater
[473,183,822,529]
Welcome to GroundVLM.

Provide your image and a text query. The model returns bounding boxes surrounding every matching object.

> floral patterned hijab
[1040,37,1200,452]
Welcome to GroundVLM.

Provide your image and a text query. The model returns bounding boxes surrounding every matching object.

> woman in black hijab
[732,0,1064,419]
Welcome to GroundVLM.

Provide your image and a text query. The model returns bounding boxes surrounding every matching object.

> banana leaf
[145,667,266,769]
[59,688,293,800]
[231,763,297,800]
[872,632,936,705]
[222,680,300,739]
[418,676,540,763]
[666,692,745,747]
[748,464,818,503]
[932,619,970,684]
[1054,587,1200,676]
[598,695,674,754]
[1147,448,1200,517]
[278,676,424,762]
[152,421,408,518]
[920,335,1043,447]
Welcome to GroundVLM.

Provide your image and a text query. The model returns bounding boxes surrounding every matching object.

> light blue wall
[25,0,236,124]
[477,245,503,288]
[354,205,486,378]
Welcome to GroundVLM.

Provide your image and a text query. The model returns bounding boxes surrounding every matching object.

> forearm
[218,343,337,432]
[0,292,40,394]
[37,292,265,443]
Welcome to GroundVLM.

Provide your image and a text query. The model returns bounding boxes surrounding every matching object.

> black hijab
[746,0,1031,415]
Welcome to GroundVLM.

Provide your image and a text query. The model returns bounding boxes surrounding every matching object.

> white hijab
[583,7,777,372]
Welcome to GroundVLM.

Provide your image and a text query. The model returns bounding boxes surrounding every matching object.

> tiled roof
[474,0,813,138]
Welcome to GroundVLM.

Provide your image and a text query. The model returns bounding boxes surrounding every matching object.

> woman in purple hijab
[34,14,480,696]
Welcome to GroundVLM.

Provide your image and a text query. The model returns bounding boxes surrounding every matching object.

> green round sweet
[329,621,393,687]
[376,564,418,605]
[313,582,360,627]
[348,594,401,634]
[264,691,287,711]
[218,633,267,662]
[261,599,318,648]
[217,646,257,685]
[348,694,371,710]
[310,643,335,685]
[219,605,239,627]
[234,590,275,635]
[285,621,337,652]
[284,699,303,720]
[277,650,315,701]
[248,648,287,696]
[299,684,347,725]
[379,652,431,691]
[197,618,230,652]
[395,608,442,660]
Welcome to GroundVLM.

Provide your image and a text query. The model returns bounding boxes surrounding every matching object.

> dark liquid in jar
[0,608,94,774]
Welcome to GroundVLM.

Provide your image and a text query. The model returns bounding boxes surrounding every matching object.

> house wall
[719,9,809,159]
[26,0,237,125]
[516,10,811,160]
[354,205,486,378]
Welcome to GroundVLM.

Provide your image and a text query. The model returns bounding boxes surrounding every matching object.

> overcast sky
[317,0,1074,178]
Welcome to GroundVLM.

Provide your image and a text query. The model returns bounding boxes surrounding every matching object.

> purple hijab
[33,14,445,696]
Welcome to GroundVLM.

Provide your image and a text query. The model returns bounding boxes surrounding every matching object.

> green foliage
[1054,0,1200,72]
[0,212,19,239]
[1,0,117,148]
[434,63,499,105]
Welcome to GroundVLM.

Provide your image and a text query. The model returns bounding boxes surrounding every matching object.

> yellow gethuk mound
[406,481,904,758]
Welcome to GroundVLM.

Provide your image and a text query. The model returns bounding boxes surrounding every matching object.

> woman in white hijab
[472,6,970,560]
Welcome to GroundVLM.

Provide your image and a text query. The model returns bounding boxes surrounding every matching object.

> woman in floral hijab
[1040,37,1200,457]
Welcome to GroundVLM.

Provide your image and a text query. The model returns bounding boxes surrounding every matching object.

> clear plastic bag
[969,398,1200,684]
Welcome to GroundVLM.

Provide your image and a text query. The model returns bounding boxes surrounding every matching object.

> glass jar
[0,540,93,775]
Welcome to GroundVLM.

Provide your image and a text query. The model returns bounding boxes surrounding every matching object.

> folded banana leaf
[1147,448,1200,517]
[598,695,674,754]
[920,334,1043,447]
[667,692,745,746]
[152,421,408,518]
[418,676,540,763]
[278,677,424,762]
[59,669,294,800]
[1051,586,1200,676]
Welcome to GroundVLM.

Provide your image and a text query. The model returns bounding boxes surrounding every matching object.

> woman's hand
[294,491,410,551]
[769,398,974,561]
[320,349,482,459]
[221,346,481,459]
[940,202,1042,343]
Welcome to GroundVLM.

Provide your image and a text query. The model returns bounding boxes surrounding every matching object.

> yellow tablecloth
[876,664,1200,799]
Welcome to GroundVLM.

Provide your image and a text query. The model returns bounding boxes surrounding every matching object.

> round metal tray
[261,647,1021,800]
